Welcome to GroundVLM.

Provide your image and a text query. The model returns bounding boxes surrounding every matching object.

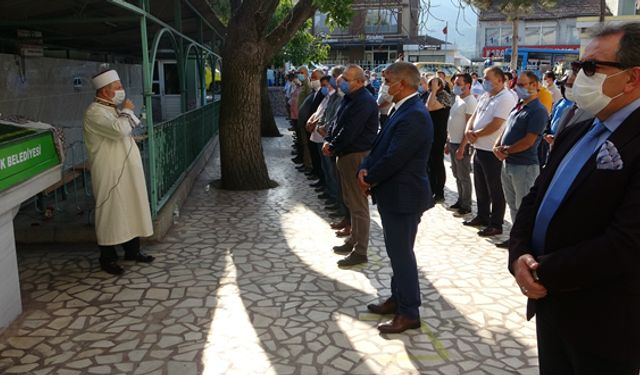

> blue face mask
[482,80,493,92]
[515,85,531,100]
[452,85,463,96]
[297,74,305,82]
[339,80,350,95]
[417,85,425,95]
[320,86,329,96]
[329,77,337,89]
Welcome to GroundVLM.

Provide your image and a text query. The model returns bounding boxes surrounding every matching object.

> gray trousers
[449,143,472,210]
[336,151,370,256]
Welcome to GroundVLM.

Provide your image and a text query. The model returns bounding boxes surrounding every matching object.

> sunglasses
[571,60,631,77]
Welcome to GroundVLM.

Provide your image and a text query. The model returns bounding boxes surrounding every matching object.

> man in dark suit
[357,62,434,333]
[509,23,640,373]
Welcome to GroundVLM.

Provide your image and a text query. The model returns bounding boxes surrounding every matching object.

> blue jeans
[449,143,472,210]
[501,162,539,222]
[320,149,338,201]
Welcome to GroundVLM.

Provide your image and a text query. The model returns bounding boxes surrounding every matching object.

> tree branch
[263,0,318,60]
[209,9,228,37]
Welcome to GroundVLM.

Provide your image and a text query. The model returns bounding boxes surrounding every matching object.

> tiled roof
[478,0,610,21]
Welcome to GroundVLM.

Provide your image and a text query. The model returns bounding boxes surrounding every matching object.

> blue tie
[531,120,609,255]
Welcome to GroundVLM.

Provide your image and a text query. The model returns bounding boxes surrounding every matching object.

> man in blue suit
[357,62,435,333]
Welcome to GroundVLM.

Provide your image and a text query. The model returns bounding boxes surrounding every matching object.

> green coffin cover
[0,124,61,192]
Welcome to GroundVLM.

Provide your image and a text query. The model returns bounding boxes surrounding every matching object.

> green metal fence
[150,100,220,215]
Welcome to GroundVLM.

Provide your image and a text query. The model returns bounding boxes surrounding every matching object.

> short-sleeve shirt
[447,95,478,144]
[471,89,517,151]
[500,98,549,165]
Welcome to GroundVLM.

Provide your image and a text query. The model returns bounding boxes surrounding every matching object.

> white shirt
[447,94,478,144]
[390,92,419,115]
[470,88,517,151]
[309,90,333,143]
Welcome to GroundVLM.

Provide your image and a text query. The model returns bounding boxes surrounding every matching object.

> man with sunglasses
[509,23,640,373]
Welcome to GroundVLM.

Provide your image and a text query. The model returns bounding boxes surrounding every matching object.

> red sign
[482,45,579,58]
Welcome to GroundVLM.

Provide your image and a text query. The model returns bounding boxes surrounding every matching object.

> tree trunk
[511,18,519,72]
[260,69,281,137]
[218,26,276,190]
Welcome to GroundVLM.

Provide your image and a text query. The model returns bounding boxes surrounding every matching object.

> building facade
[312,0,448,69]
[475,0,605,61]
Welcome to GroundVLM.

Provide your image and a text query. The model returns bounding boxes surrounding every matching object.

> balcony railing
[148,100,220,215]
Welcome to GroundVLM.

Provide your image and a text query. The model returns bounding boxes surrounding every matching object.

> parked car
[372,63,391,74]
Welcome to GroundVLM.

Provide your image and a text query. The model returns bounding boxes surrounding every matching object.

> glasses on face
[571,60,630,77]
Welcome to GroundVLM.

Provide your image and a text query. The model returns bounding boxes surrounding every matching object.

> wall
[0,54,143,169]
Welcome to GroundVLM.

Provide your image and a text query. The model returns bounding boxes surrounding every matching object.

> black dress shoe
[310,181,323,188]
[447,202,461,211]
[453,208,472,217]
[333,243,353,255]
[463,217,489,227]
[100,259,124,275]
[378,315,421,334]
[124,251,155,263]
[367,298,397,315]
[292,157,303,164]
[478,226,503,237]
[318,193,331,200]
[337,252,367,267]
[495,239,510,248]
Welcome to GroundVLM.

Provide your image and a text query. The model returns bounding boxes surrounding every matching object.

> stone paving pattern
[0,119,538,374]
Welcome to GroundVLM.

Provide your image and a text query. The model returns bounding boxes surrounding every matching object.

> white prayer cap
[92,70,120,89]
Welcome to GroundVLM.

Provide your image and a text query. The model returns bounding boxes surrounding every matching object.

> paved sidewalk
[0,118,538,374]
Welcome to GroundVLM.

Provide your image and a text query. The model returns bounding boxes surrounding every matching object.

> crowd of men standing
[282,22,640,374]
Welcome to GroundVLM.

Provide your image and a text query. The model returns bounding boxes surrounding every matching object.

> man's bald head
[345,64,366,81]
[342,64,366,93]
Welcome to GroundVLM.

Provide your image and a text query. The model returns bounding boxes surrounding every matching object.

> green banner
[0,131,60,192]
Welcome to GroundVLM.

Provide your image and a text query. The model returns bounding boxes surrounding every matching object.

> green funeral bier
[0,124,60,192]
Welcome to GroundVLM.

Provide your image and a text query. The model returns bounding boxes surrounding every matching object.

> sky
[422,0,479,58]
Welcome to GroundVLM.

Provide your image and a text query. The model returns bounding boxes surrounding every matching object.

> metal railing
[149,100,220,215]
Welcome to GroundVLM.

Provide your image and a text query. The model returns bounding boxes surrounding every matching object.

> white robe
[83,102,153,245]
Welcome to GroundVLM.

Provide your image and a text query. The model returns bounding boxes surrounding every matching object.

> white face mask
[572,69,626,116]
[379,83,392,101]
[310,79,321,91]
[112,89,126,105]
[564,85,574,102]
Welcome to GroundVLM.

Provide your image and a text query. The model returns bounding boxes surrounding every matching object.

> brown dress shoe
[335,225,351,237]
[367,298,397,315]
[378,314,421,334]
[330,219,347,230]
